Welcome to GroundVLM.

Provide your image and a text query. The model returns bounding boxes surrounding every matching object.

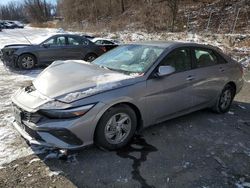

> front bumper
[0,53,18,68]
[13,119,86,149]
[13,121,52,147]
[11,102,106,149]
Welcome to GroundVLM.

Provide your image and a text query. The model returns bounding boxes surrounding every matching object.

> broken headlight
[39,104,95,119]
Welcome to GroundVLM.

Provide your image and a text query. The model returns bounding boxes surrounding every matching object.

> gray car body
[1,34,104,67]
[11,41,244,149]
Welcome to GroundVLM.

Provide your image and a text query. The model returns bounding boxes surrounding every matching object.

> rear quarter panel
[224,59,244,94]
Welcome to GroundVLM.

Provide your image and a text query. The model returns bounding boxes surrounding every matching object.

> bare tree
[121,0,125,13]
[0,2,25,21]
[158,0,180,32]
[24,0,53,23]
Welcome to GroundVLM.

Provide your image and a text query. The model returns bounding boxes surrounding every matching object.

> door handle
[219,67,225,72]
[186,75,195,81]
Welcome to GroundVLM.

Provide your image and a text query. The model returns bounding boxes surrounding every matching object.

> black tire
[84,53,97,62]
[17,54,36,70]
[212,84,235,113]
[95,104,137,150]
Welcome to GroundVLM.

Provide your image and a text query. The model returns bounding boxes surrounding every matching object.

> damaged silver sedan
[11,42,244,150]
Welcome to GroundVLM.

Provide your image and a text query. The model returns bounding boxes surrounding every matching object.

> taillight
[100,46,106,52]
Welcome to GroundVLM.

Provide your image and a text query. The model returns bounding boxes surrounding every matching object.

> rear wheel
[84,53,97,62]
[212,84,235,113]
[17,54,36,69]
[95,105,137,150]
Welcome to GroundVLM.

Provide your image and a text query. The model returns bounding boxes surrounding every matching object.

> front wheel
[17,54,36,69]
[84,53,97,62]
[95,105,137,150]
[212,84,235,113]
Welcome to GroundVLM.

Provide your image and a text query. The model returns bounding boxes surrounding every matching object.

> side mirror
[156,65,175,77]
[42,43,50,48]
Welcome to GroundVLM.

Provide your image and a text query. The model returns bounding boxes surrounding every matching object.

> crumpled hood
[33,60,135,103]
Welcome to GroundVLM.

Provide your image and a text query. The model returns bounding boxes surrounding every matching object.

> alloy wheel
[86,55,96,62]
[219,89,232,110]
[104,113,132,144]
[21,56,34,69]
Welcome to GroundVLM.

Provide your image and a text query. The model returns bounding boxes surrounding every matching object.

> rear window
[194,49,218,68]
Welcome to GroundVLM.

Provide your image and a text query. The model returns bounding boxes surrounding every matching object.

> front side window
[162,48,191,72]
[92,45,165,74]
[43,36,66,46]
[194,49,217,68]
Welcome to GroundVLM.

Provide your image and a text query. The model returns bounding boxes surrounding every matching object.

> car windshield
[92,45,165,75]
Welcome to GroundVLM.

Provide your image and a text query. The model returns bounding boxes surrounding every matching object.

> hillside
[58,0,249,34]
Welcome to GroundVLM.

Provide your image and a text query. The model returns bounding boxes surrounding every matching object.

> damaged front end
[11,85,89,149]
[1,44,33,68]
[1,47,18,68]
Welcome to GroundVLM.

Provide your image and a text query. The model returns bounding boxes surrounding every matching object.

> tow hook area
[58,149,68,160]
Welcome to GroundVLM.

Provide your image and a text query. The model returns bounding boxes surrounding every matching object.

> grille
[13,104,42,124]
[22,111,42,123]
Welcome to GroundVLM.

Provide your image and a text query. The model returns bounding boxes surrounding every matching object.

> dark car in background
[1,34,105,69]
[2,21,16,29]
[0,20,24,29]
[7,21,24,28]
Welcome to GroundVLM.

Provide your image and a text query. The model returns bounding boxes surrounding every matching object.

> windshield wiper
[96,64,135,75]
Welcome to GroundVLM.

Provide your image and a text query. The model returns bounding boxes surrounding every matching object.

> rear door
[63,36,88,59]
[189,47,227,107]
[145,47,196,124]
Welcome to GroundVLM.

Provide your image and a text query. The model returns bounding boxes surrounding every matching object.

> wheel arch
[84,52,98,59]
[111,102,143,132]
[226,81,236,96]
[17,52,37,63]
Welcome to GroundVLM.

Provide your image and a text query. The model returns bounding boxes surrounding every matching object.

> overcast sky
[0,0,57,5]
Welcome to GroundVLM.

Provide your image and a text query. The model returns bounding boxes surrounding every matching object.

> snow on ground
[0,63,43,166]
[0,27,60,166]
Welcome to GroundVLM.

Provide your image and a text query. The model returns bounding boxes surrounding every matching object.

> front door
[38,36,68,63]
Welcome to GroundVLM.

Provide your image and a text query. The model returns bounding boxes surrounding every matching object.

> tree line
[57,0,181,31]
[0,0,55,23]
[2,0,239,32]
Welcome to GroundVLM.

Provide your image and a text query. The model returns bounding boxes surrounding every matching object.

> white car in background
[91,38,120,45]
[91,38,120,52]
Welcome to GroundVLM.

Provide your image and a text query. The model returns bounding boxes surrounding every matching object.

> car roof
[129,41,220,51]
[51,33,82,37]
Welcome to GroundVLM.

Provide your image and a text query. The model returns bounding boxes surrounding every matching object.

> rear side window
[214,51,228,64]
[95,40,102,45]
[102,40,114,45]
[82,38,89,45]
[68,37,81,45]
[194,49,217,68]
[161,48,192,72]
